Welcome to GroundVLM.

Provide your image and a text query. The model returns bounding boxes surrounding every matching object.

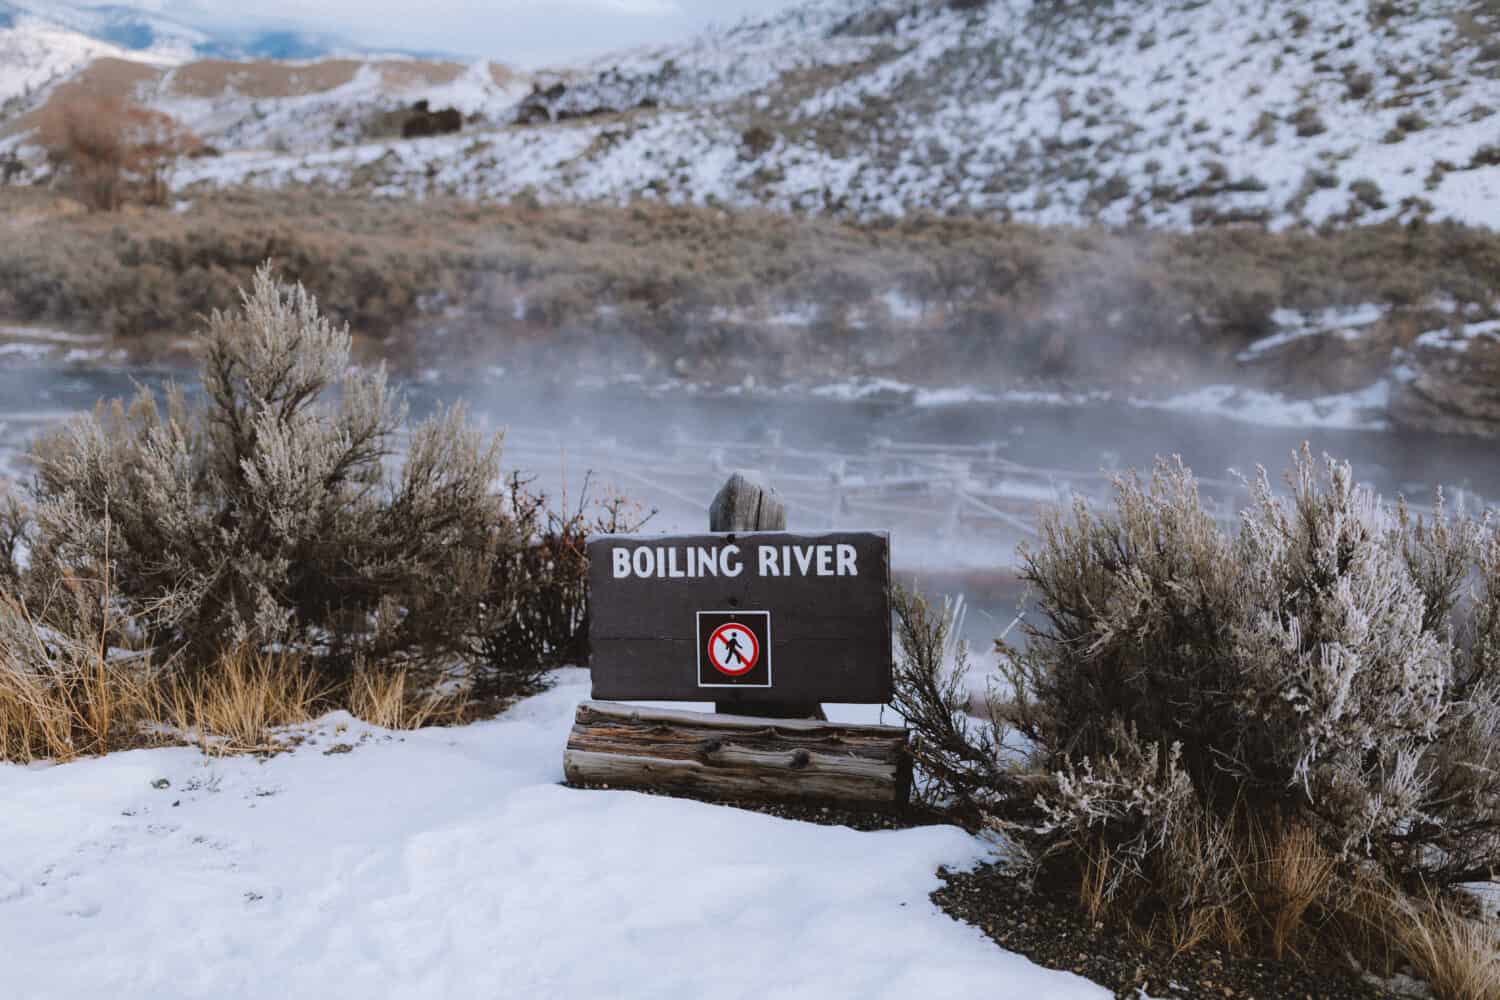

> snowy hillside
[0,668,1105,1000]
[5,0,1470,231]
[0,3,165,110]
[125,58,525,154]
[5,0,1499,230]
[0,0,456,122]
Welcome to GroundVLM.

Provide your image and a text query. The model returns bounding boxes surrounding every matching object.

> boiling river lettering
[610,542,860,580]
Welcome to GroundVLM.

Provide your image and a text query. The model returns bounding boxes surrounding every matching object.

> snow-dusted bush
[897,449,1500,953]
[0,487,24,589]
[474,473,650,700]
[22,265,505,679]
[38,95,196,211]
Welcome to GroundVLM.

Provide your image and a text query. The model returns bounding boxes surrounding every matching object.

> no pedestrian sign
[698,611,771,687]
[587,531,891,703]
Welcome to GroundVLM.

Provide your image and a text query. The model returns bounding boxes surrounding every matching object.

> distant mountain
[5,0,1500,234]
[0,0,447,108]
[0,0,515,152]
[2,0,385,59]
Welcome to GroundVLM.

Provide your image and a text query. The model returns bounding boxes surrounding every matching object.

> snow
[780,373,1401,431]
[0,325,118,365]
[1414,318,1500,353]
[0,669,1107,1000]
[1237,305,1384,360]
[0,341,52,358]
[1133,380,1392,431]
[0,324,105,343]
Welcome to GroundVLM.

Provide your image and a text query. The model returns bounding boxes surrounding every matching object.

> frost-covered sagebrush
[0,488,24,589]
[22,265,504,677]
[897,449,1500,949]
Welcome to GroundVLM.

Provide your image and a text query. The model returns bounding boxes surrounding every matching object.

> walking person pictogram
[719,630,747,667]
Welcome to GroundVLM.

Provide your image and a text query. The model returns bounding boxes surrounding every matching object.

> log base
[563,700,910,807]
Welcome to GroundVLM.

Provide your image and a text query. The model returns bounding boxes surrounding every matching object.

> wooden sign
[587,530,892,704]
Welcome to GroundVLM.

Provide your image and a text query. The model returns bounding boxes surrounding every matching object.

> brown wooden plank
[589,639,891,702]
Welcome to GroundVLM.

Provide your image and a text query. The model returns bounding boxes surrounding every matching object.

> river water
[4,348,1498,651]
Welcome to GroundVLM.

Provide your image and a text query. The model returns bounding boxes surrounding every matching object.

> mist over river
[4,353,1498,651]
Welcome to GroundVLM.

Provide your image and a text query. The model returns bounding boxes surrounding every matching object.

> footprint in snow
[0,868,24,903]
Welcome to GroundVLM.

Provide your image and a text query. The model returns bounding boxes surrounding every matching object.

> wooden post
[564,701,910,807]
[709,470,786,532]
[707,472,822,719]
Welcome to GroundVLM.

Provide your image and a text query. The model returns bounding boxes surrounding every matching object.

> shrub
[896,449,1500,963]
[24,264,503,681]
[37,95,195,211]
[1291,106,1327,137]
[3,265,645,761]
[0,487,24,589]
[474,472,651,700]
[1397,110,1429,133]
[1350,178,1387,210]
[1346,71,1375,99]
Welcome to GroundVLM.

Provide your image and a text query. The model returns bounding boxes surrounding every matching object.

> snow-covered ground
[0,668,1105,1000]
[1413,317,1500,353]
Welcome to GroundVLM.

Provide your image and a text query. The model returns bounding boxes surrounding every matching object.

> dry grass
[0,593,154,763]
[375,61,468,90]
[167,59,364,100]
[1389,896,1500,1000]
[488,62,522,88]
[0,524,157,762]
[1338,883,1500,1000]
[2,638,475,765]
[1253,822,1340,961]
[345,663,467,731]
[156,647,326,755]
[1070,810,1500,992]
[163,58,475,100]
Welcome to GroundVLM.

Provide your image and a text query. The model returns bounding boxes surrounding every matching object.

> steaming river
[4,352,1498,648]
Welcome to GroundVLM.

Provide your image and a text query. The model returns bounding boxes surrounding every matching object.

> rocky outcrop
[400,100,462,138]
[1390,321,1500,438]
